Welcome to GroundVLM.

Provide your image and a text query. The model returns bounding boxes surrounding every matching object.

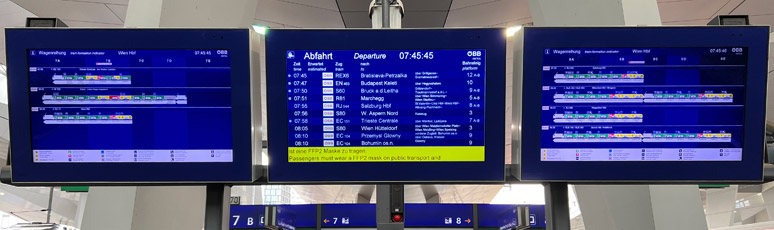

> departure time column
[287,51,311,147]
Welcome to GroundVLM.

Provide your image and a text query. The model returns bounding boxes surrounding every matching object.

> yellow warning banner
[287,146,485,162]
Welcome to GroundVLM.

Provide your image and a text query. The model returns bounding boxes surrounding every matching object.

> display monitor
[519,26,770,182]
[266,29,506,182]
[5,28,257,183]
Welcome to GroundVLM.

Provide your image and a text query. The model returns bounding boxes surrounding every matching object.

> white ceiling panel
[714,0,746,16]
[255,0,344,28]
[658,0,734,23]
[60,20,122,27]
[0,0,29,16]
[280,0,339,11]
[0,8,34,28]
[337,0,452,28]
[0,0,35,65]
[253,19,293,28]
[661,18,709,25]
[61,0,128,5]
[727,0,774,16]
[402,0,452,11]
[450,0,500,10]
[445,0,530,27]
[106,3,127,23]
[657,0,774,28]
[336,0,368,12]
[402,11,449,27]
[12,0,124,25]
[340,11,371,28]
[749,14,774,28]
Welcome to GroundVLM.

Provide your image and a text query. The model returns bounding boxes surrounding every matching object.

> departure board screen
[5,28,254,183]
[28,49,233,163]
[286,50,485,162]
[519,27,769,182]
[540,47,745,162]
[267,29,506,182]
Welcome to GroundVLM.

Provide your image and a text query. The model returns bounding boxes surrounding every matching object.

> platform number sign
[230,205,263,228]
[230,196,241,205]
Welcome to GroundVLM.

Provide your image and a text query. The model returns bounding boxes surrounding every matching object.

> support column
[529,0,661,26]
[81,1,257,230]
[80,187,137,230]
[376,185,404,230]
[575,185,708,230]
[73,193,87,229]
[420,185,440,203]
[357,185,376,203]
[763,184,774,221]
[704,185,739,228]
[125,0,257,28]
[369,0,403,29]
[528,1,706,229]
[544,183,570,230]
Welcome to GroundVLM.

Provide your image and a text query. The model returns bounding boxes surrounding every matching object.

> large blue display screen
[28,50,233,163]
[5,29,253,182]
[540,47,746,162]
[286,50,485,150]
[520,27,769,181]
[267,29,506,182]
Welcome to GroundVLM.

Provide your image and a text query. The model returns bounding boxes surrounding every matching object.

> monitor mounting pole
[543,182,571,230]
[376,184,404,230]
[369,2,404,230]
[381,0,389,28]
[369,0,404,29]
[203,184,231,230]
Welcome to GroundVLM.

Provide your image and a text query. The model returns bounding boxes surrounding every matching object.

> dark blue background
[230,204,547,229]
[478,204,545,228]
[230,205,264,229]
[321,204,376,227]
[286,50,486,147]
[278,205,317,228]
[544,105,744,126]
[266,29,506,182]
[404,204,473,227]
[28,50,233,151]
[5,29,254,183]
[520,26,769,182]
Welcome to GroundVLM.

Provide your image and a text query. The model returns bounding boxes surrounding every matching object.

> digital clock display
[194,50,212,55]
[399,51,434,60]
[710,48,744,53]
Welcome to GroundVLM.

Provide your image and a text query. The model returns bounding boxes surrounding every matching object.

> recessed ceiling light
[506,26,522,37]
[252,25,268,35]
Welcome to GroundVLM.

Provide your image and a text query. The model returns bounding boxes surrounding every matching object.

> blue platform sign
[497,206,519,230]
[278,205,317,228]
[230,205,263,229]
[405,204,473,227]
[277,206,297,230]
[478,204,516,227]
[321,204,376,227]
[529,205,546,228]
